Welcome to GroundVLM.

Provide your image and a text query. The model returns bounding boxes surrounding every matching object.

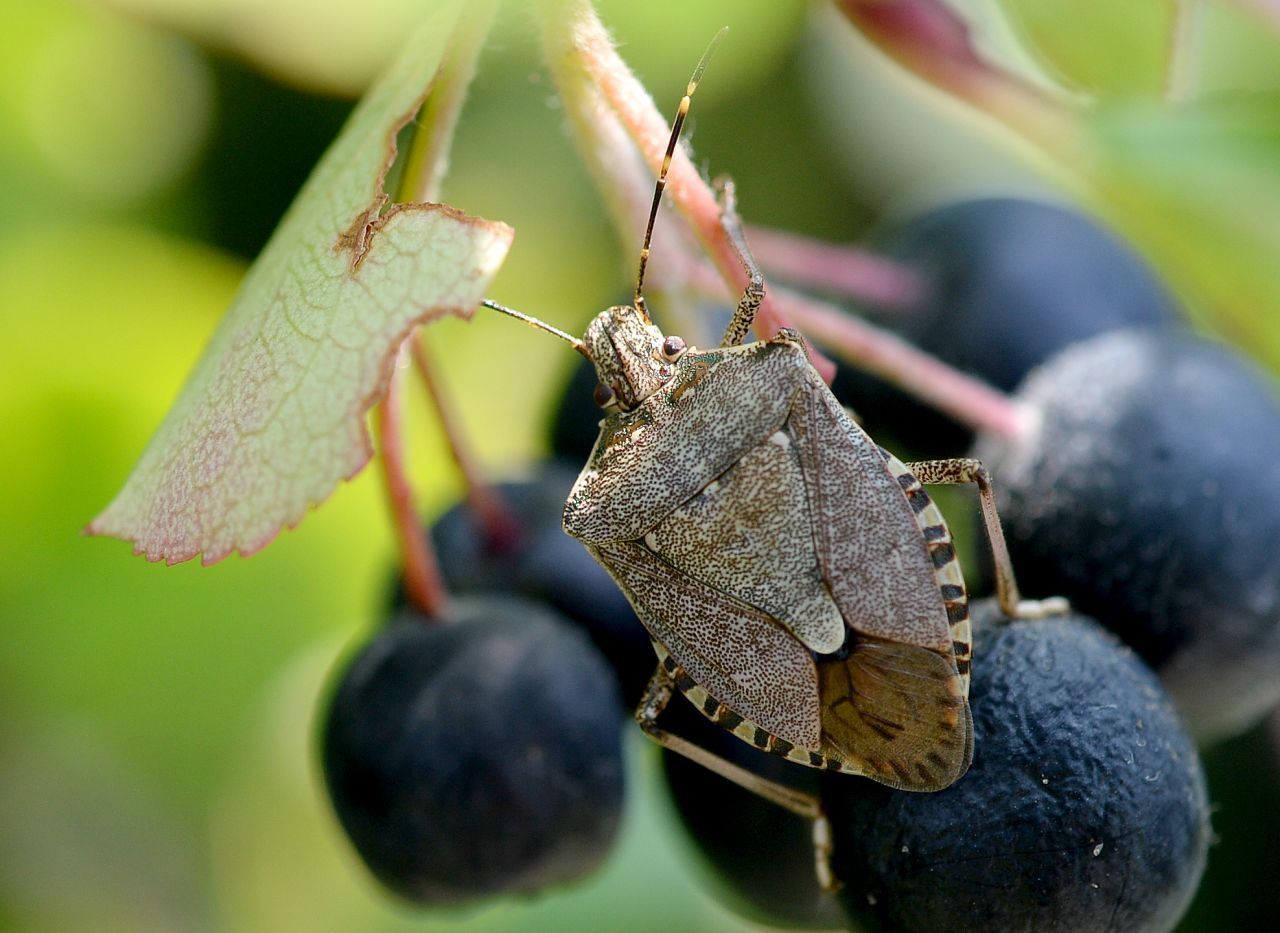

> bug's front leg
[714,176,765,348]
[906,457,1070,620]
[634,663,838,892]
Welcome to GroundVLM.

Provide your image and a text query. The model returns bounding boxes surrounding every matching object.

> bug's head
[583,305,687,413]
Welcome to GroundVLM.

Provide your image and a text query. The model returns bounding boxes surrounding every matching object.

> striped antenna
[481,299,589,358]
[633,26,728,320]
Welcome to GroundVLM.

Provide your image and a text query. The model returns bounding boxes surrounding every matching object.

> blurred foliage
[1088,93,1280,351]
[822,0,1280,368]
[2,0,1279,930]
[1000,0,1173,97]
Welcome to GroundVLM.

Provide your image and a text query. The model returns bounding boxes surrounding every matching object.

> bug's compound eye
[592,381,617,410]
[661,335,687,361]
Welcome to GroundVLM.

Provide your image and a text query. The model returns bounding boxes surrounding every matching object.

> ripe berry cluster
[320,465,641,906]
[316,197,1263,930]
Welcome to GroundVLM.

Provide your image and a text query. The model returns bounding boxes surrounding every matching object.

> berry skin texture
[980,329,1280,741]
[423,461,654,703]
[320,596,626,906]
[825,602,1210,933]
[833,197,1179,453]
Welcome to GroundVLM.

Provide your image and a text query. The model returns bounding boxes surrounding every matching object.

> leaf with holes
[88,2,512,565]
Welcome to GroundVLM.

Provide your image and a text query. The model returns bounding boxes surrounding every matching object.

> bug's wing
[790,378,952,652]
[593,538,822,751]
[566,341,810,544]
[819,636,973,791]
[645,427,846,655]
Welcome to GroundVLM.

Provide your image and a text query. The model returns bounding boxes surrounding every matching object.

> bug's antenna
[633,26,728,321]
[481,299,590,358]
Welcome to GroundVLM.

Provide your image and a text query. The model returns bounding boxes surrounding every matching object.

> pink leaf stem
[409,334,522,553]
[685,262,1029,441]
[536,0,836,380]
[744,224,929,311]
[376,366,450,620]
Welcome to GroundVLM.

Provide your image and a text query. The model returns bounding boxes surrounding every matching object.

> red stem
[376,365,449,620]
[409,334,523,553]
[538,2,837,381]
[744,224,929,310]
[785,289,1028,439]
[685,263,1029,440]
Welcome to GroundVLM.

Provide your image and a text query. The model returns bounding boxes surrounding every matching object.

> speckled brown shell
[565,332,973,790]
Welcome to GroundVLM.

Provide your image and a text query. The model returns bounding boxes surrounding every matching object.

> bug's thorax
[584,305,686,412]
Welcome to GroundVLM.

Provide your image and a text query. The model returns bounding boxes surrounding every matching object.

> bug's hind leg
[714,176,765,348]
[635,663,838,891]
[635,664,821,819]
[905,457,1070,620]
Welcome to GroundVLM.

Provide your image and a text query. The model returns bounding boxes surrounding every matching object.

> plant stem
[744,225,928,310]
[376,365,449,620]
[685,263,1030,440]
[397,0,498,204]
[366,0,501,622]
[533,0,837,381]
[409,334,523,553]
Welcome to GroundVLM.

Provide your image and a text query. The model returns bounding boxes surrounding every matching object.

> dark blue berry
[833,197,1181,454]
[320,596,626,905]
[549,357,605,463]
[825,601,1210,932]
[416,461,653,704]
[980,329,1280,740]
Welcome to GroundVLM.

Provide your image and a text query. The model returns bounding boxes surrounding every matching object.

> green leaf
[1088,95,1280,366]
[88,3,512,565]
[998,0,1174,97]
[832,0,1280,370]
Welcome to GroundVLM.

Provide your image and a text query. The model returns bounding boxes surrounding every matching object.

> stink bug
[484,29,1066,886]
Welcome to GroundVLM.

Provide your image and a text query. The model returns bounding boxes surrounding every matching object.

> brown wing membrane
[819,635,973,791]
[593,539,822,750]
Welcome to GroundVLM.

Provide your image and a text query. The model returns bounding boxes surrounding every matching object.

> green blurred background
[2,1,1279,930]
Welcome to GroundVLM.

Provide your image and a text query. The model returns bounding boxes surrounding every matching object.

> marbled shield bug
[483,30,1067,886]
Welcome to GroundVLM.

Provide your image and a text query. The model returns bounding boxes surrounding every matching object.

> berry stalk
[683,262,1031,441]
[375,365,449,620]
[744,224,929,311]
[533,0,837,381]
[409,334,522,553]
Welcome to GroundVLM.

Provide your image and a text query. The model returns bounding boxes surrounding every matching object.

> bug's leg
[634,664,821,818]
[714,176,765,347]
[905,457,1070,620]
[634,663,839,891]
